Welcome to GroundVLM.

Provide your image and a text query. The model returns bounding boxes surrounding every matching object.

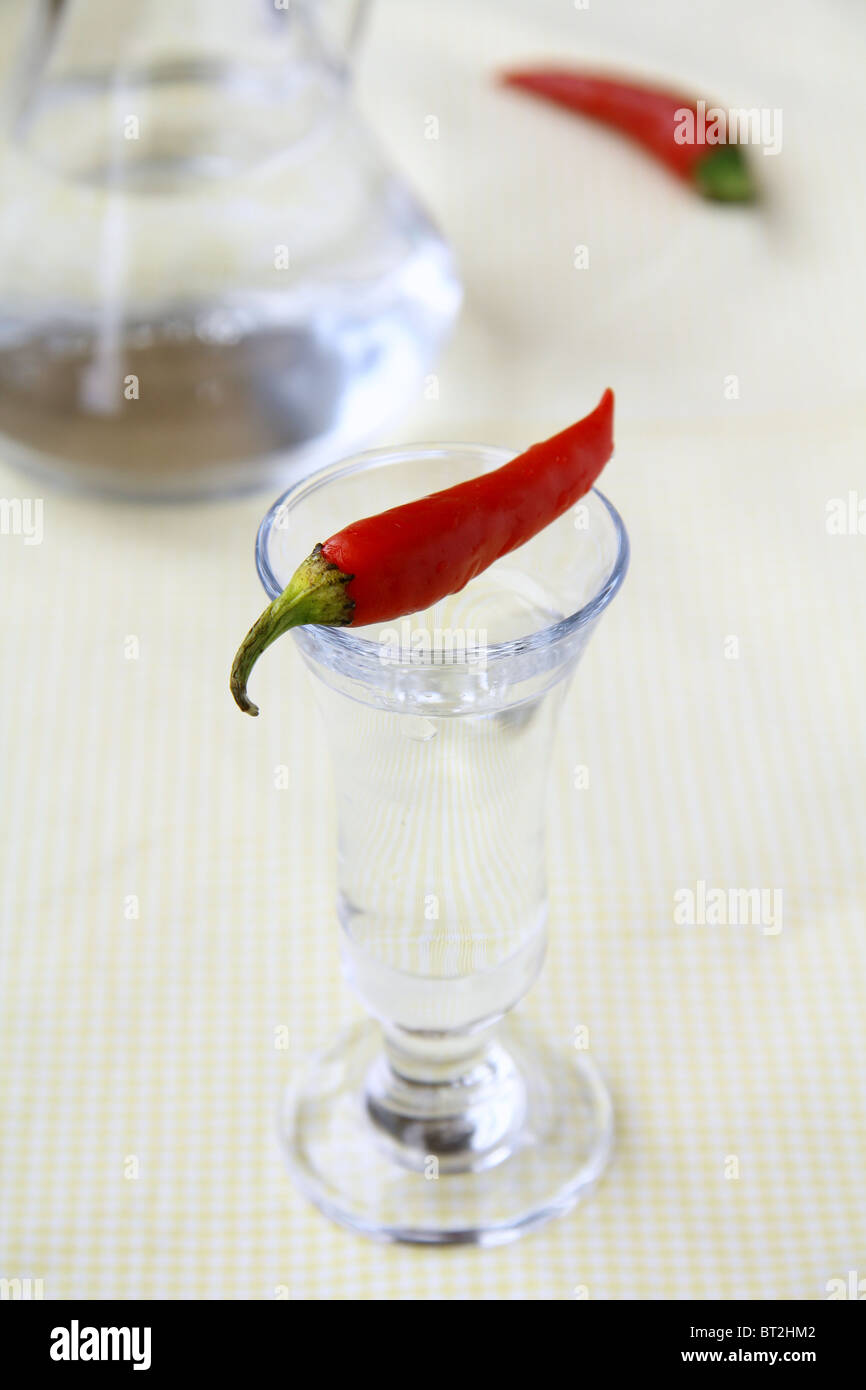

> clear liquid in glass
[319,569,570,1033]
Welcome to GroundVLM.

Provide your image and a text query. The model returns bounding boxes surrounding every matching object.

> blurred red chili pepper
[501,68,754,202]
[231,390,615,715]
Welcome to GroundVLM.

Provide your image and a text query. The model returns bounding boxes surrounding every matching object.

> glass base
[279,1016,614,1246]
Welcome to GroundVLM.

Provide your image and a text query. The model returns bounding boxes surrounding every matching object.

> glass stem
[364,1021,527,1174]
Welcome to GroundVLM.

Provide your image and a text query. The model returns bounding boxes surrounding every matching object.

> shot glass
[255,440,629,1243]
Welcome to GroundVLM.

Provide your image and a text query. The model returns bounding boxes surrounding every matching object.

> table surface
[1,0,864,1299]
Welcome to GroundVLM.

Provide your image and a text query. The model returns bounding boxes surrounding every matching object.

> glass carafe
[0,1,461,497]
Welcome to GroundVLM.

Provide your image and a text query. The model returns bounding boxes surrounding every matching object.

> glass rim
[255,442,630,671]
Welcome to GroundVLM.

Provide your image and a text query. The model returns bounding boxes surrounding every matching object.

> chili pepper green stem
[693,144,755,202]
[230,544,354,716]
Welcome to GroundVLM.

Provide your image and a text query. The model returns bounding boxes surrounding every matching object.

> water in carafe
[0,0,461,496]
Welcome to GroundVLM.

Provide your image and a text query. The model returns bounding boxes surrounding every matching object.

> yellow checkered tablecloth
[1,0,865,1299]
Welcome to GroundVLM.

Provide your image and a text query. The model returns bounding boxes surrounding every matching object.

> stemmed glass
[255,440,629,1243]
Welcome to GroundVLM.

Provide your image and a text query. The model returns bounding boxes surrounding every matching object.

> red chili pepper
[231,389,614,715]
[500,68,755,202]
